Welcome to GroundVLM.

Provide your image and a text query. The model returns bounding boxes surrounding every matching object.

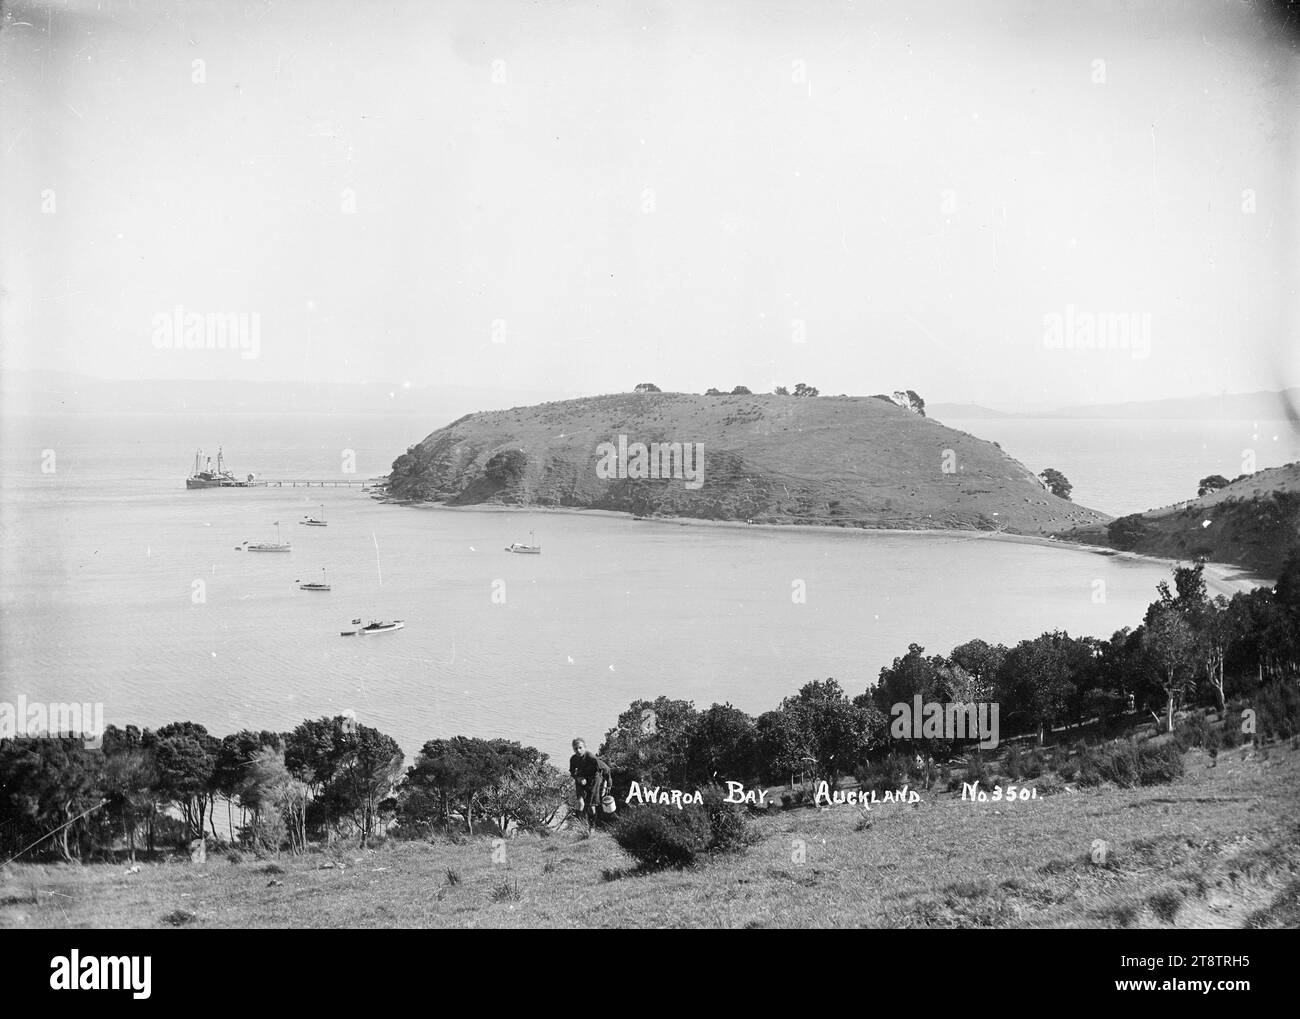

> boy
[568,737,612,826]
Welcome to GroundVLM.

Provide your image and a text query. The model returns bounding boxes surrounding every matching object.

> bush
[1077,740,1185,788]
[1173,713,1212,752]
[612,807,710,870]
[612,788,755,870]
[1003,746,1044,781]
[857,753,909,794]
[700,786,758,854]
[1138,743,1185,784]
[962,755,995,789]
[1257,682,1300,742]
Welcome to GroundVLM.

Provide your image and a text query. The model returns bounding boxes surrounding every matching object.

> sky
[1,0,1297,410]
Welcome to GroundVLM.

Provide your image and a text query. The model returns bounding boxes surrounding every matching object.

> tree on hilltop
[1039,467,1073,501]
[1197,474,1230,497]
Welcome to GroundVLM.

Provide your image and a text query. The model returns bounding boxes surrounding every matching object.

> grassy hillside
[386,393,1107,535]
[1060,463,1300,575]
[3,742,1296,929]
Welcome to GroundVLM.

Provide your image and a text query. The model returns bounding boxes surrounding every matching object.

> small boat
[243,521,291,552]
[504,530,542,554]
[298,568,331,592]
[340,618,404,636]
[300,504,327,527]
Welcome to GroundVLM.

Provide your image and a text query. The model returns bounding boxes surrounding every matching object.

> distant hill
[0,370,575,418]
[386,392,1109,534]
[926,403,1017,420]
[1048,388,1300,421]
[928,389,1300,421]
[1059,462,1300,575]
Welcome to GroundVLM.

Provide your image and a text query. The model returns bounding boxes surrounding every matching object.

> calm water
[0,412,1274,765]
[945,418,1300,517]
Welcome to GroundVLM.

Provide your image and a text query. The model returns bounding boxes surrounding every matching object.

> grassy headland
[385,392,1107,534]
[1061,463,1300,576]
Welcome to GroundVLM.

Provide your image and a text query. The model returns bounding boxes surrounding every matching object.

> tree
[100,725,157,861]
[946,639,1006,701]
[475,744,567,835]
[599,697,698,790]
[331,724,404,847]
[871,643,945,713]
[1039,468,1072,501]
[1143,606,1197,731]
[730,385,752,395]
[891,390,925,416]
[1108,513,1148,551]
[213,729,282,841]
[996,633,1079,744]
[1197,475,1230,497]
[0,737,105,862]
[792,382,819,397]
[235,747,298,852]
[684,703,759,785]
[774,386,790,396]
[704,388,723,396]
[761,679,885,787]
[1147,562,1234,710]
[633,382,662,393]
[145,722,219,843]
[399,736,549,836]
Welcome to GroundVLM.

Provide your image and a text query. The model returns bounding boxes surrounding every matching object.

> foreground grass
[3,744,1298,929]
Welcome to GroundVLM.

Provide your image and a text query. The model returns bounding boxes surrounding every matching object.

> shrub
[700,786,758,854]
[1137,743,1186,785]
[959,754,995,790]
[856,753,909,794]
[1004,746,1044,781]
[1173,713,1212,751]
[612,788,754,870]
[1257,682,1300,741]
[1077,740,1185,788]
[612,807,710,870]
[490,879,521,902]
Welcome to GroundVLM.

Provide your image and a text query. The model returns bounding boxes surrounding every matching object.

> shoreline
[381,499,1271,595]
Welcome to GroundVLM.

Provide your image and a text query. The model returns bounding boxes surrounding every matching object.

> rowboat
[505,530,542,554]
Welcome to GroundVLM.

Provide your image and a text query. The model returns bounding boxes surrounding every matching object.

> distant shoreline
[387,499,1270,596]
